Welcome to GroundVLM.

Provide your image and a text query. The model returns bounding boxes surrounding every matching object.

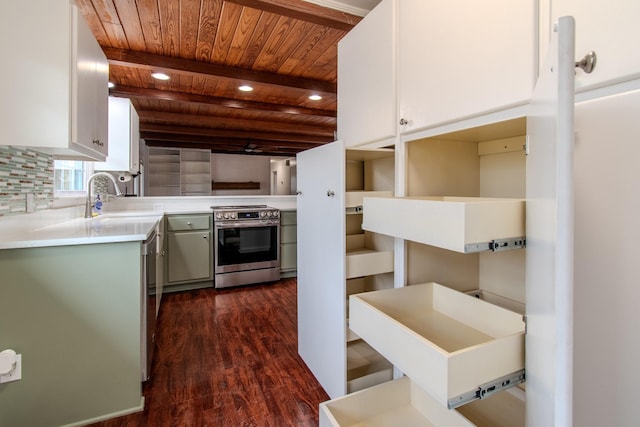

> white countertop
[0,210,163,250]
[0,195,297,250]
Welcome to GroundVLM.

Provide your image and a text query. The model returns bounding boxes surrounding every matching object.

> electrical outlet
[0,354,22,383]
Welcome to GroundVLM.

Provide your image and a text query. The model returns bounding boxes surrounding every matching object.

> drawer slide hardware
[464,237,526,253]
[447,369,526,409]
[346,205,364,215]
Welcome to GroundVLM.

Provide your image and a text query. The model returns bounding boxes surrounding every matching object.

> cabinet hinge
[464,237,526,253]
[447,369,526,410]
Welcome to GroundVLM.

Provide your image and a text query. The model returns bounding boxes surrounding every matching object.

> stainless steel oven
[212,205,280,288]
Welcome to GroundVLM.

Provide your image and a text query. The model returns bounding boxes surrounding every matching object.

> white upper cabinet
[398,0,537,134]
[0,2,108,161]
[94,97,140,174]
[337,0,397,147]
[545,0,640,91]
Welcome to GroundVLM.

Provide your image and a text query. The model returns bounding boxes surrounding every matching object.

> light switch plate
[0,354,22,383]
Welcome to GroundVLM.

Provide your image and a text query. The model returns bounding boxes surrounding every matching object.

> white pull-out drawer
[346,248,394,279]
[349,283,525,407]
[362,197,524,253]
[320,376,525,427]
[346,191,393,209]
[346,340,393,394]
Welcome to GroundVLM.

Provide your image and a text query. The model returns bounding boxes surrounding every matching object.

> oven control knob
[260,211,266,218]
[215,213,222,220]
[273,211,279,217]
[230,212,236,219]
[267,211,272,217]
[223,212,229,219]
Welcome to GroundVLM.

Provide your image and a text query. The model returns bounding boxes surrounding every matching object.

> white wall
[270,157,296,195]
[210,153,270,196]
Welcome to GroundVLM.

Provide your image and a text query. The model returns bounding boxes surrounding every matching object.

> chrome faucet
[85,172,123,218]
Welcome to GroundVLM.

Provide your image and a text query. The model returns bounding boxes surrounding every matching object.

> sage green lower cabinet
[0,242,144,426]
[165,214,213,290]
[280,210,297,278]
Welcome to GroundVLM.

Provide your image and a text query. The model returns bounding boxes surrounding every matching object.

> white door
[526,16,576,427]
[297,141,347,399]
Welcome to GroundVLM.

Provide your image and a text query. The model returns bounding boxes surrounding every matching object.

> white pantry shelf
[320,376,525,427]
[349,282,525,407]
[362,197,525,253]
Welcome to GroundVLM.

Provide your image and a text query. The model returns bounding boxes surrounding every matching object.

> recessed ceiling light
[151,72,170,81]
[309,94,322,101]
[238,85,254,92]
[108,81,115,89]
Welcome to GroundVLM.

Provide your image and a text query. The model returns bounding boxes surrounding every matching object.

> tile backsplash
[0,146,54,216]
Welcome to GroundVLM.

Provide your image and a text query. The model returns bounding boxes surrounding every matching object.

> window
[54,160,93,195]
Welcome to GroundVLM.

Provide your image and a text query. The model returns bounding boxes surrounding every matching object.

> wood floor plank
[87,278,328,426]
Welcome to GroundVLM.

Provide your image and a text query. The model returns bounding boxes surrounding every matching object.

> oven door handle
[215,220,279,229]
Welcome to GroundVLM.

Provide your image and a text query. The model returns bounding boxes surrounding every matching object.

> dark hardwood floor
[87,278,329,427]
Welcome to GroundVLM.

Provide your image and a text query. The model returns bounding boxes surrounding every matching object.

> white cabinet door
[572,89,640,427]
[95,97,140,173]
[398,0,536,134]
[337,0,397,147]
[0,0,70,150]
[72,4,109,160]
[0,2,108,161]
[546,0,640,91]
[525,16,576,427]
[297,140,347,399]
[130,103,140,172]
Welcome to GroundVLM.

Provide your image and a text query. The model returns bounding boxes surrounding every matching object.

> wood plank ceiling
[76,0,364,157]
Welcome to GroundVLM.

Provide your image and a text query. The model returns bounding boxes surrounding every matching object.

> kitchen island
[0,211,161,426]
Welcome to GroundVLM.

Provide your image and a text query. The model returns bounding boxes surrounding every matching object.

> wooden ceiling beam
[103,47,337,94]
[144,139,315,156]
[139,124,332,143]
[137,110,335,137]
[224,0,360,31]
[140,132,327,148]
[110,86,336,117]
[142,133,322,150]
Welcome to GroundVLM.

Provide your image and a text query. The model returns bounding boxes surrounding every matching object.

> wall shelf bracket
[464,237,526,253]
[447,369,526,409]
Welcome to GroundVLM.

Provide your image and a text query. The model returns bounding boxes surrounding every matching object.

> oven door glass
[216,224,279,270]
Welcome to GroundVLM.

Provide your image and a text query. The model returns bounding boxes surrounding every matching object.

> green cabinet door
[167,230,212,283]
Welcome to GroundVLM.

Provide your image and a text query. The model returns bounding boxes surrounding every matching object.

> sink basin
[98,210,160,218]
